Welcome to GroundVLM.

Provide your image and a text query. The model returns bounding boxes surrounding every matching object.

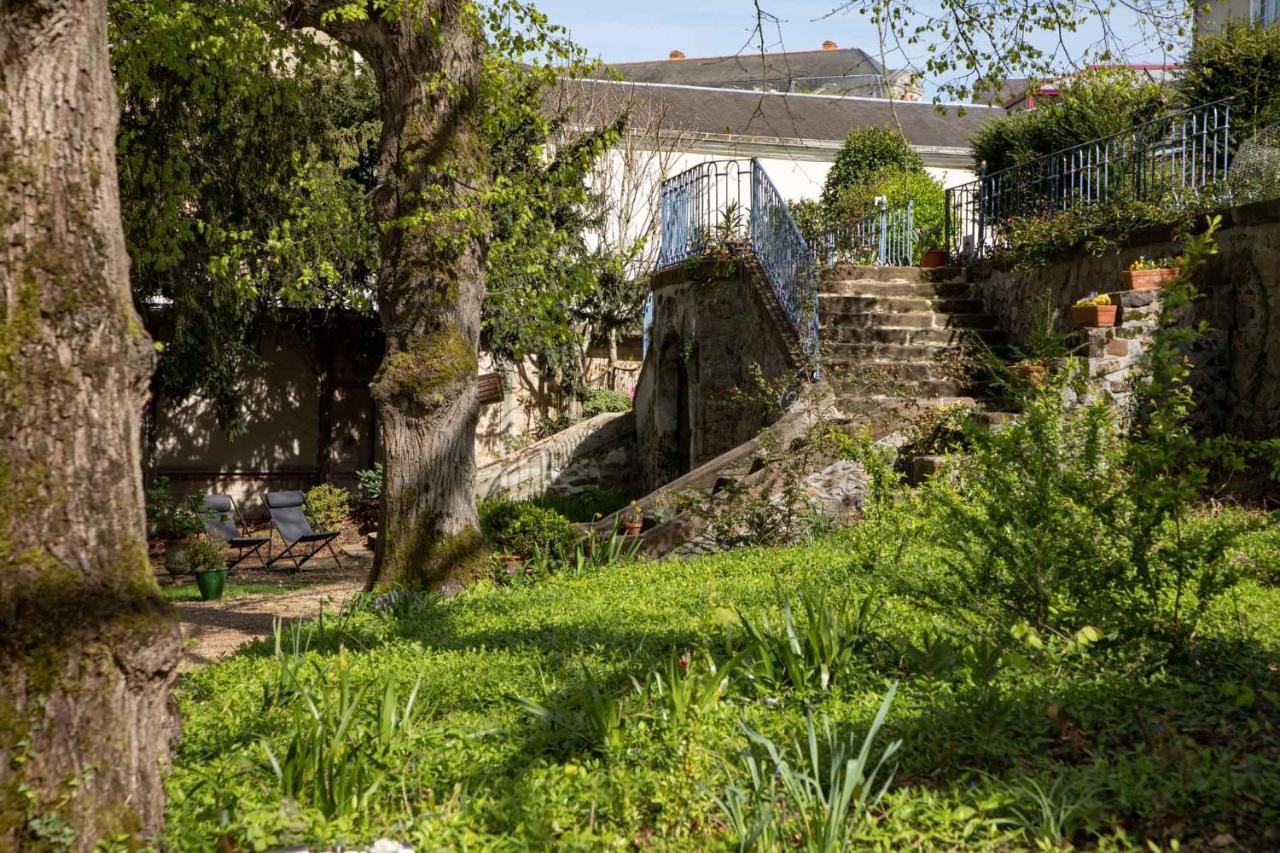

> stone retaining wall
[975,200,1280,438]
[475,411,640,501]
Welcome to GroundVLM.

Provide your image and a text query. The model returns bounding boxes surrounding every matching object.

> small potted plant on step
[185,536,229,601]
[1071,292,1117,327]
[916,225,948,268]
[621,502,645,536]
[145,477,204,576]
[1124,256,1178,291]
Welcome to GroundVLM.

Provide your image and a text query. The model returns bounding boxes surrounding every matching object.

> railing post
[876,198,888,265]
[905,200,915,265]
[944,187,952,259]
[977,160,988,258]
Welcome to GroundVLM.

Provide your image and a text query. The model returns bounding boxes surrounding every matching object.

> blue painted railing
[816,198,916,266]
[655,159,820,377]
[946,98,1233,258]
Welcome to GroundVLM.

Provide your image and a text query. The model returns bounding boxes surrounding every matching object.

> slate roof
[557,79,1004,151]
[593,47,890,95]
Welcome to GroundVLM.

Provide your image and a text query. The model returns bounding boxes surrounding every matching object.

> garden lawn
[165,520,1280,851]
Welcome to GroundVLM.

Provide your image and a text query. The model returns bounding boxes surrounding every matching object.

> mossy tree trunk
[285,0,489,592]
[0,1,180,848]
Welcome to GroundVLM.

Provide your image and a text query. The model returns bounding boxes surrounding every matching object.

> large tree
[282,0,491,591]
[0,0,179,848]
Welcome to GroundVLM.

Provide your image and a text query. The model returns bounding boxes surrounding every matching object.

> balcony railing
[946,98,1233,259]
[816,199,916,266]
[656,159,820,376]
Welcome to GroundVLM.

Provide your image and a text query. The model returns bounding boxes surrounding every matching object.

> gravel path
[173,545,371,672]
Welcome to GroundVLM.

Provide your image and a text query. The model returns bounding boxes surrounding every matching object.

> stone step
[832,375,988,399]
[824,359,964,382]
[824,325,1007,346]
[820,280,976,299]
[822,263,965,283]
[821,311,1000,331]
[820,295,985,315]
[823,340,1012,361]
[835,394,982,416]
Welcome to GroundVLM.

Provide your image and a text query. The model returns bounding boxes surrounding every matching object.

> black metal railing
[946,98,1233,259]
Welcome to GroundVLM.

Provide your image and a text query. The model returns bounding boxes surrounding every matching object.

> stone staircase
[818,264,1011,423]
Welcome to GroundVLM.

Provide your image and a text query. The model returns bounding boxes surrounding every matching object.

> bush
[183,536,227,573]
[580,388,631,418]
[352,463,383,529]
[530,489,630,523]
[1180,22,1280,144]
[478,499,576,558]
[304,483,351,532]
[971,68,1167,175]
[829,166,946,257]
[820,127,923,210]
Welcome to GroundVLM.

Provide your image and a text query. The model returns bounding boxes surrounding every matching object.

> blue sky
[535,0,1186,99]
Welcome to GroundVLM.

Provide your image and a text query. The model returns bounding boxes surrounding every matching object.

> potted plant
[1070,292,1118,327]
[916,225,948,268]
[621,502,644,536]
[1124,256,1178,291]
[185,536,229,601]
[1011,361,1048,385]
[145,478,204,576]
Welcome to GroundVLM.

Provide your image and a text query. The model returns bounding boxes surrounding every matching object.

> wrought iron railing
[946,98,1233,259]
[655,158,820,377]
[816,199,916,266]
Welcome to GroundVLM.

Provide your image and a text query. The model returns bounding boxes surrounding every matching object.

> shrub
[580,387,631,418]
[788,197,827,243]
[971,68,1167,175]
[304,483,351,532]
[146,477,204,540]
[1180,22,1280,144]
[529,488,629,523]
[352,462,383,529]
[820,127,923,210]
[183,536,227,573]
[829,166,946,254]
[478,499,576,558]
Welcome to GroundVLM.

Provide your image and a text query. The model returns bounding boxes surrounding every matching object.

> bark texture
[285,0,490,593]
[0,1,180,848]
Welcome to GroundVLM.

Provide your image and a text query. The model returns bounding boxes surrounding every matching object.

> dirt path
[173,545,371,672]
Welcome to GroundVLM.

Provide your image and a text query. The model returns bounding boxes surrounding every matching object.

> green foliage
[923,221,1261,645]
[1180,22,1280,144]
[580,388,632,419]
[971,68,1168,175]
[788,197,827,244]
[145,477,203,540]
[727,689,901,852]
[183,537,227,574]
[528,488,629,523]
[260,635,423,820]
[821,127,924,210]
[899,403,975,457]
[994,196,1177,270]
[165,515,1280,848]
[737,591,882,693]
[303,484,351,533]
[352,463,383,529]
[110,0,378,432]
[478,499,576,558]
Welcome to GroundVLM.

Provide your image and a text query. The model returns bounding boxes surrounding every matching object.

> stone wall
[634,254,806,490]
[974,200,1280,438]
[475,411,640,501]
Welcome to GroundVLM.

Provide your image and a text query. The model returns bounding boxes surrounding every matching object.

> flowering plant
[1129,255,1177,271]
[1074,292,1112,307]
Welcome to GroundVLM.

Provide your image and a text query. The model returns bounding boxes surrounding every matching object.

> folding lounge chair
[199,495,270,570]
[264,490,342,571]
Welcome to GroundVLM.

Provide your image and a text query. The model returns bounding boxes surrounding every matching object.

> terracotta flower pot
[1071,304,1118,327]
[621,518,644,536]
[1124,268,1176,291]
[920,248,949,268]
[1013,363,1048,385]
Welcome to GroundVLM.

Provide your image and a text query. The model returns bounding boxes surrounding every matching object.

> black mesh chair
[264,490,341,571]
[199,495,270,570]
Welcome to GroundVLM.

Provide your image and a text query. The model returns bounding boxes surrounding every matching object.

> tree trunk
[0,2,180,849]
[286,1,489,593]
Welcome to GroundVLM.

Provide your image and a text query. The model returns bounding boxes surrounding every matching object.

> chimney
[822,40,839,51]
[668,49,686,60]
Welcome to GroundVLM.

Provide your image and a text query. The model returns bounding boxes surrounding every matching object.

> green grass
[164,515,1280,851]
[160,579,309,603]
